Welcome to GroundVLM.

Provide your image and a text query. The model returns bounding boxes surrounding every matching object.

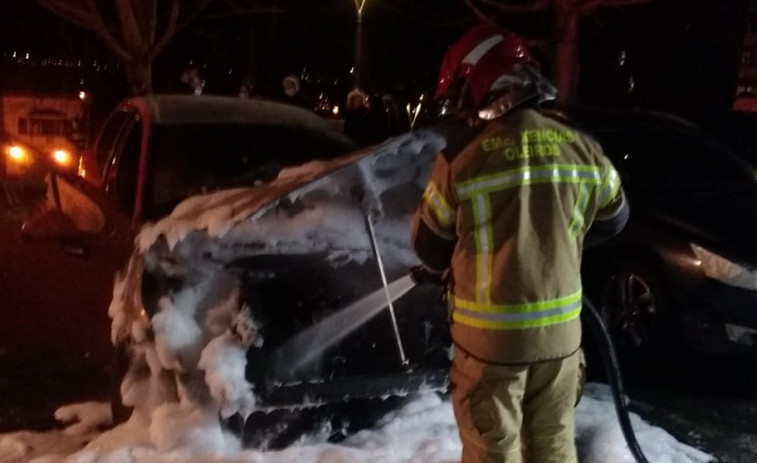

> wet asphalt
[0,352,110,433]
[586,348,757,463]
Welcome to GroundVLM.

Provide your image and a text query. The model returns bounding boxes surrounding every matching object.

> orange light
[79,91,87,100]
[332,105,340,116]
[9,146,25,161]
[53,149,70,165]
[78,155,86,178]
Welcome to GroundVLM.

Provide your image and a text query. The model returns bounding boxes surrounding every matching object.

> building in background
[734,2,757,112]
[1,92,87,177]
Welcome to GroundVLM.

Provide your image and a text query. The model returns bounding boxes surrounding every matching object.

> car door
[0,112,139,367]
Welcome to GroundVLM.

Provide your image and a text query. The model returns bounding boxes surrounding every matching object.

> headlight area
[690,243,757,291]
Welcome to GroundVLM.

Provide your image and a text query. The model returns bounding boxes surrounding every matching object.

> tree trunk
[126,58,153,95]
[554,12,580,105]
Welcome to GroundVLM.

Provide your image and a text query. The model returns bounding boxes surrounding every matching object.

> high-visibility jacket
[412,109,627,364]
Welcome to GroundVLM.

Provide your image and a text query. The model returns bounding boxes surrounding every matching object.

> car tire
[597,259,673,353]
[109,340,134,425]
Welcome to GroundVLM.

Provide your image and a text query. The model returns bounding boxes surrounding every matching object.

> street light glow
[354,0,367,15]
[79,91,87,100]
[9,146,25,161]
[53,149,70,165]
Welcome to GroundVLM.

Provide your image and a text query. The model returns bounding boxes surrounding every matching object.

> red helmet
[436,25,554,111]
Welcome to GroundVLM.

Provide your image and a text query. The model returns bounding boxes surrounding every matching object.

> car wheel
[109,340,134,425]
[599,260,671,352]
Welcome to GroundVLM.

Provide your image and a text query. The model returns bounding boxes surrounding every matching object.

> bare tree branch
[579,0,650,15]
[152,0,181,57]
[600,0,651,6]
[39,0,219,94]
[464,0,497,23]
[477,0,550,13]
[38,0,95,29]
[576,0,604,15]
[116,0,145,52]
[176,0,215,31]
[147,0,158,45]
[83,0,132,60]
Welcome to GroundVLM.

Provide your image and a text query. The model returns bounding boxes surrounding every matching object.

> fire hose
[581,295,651,463]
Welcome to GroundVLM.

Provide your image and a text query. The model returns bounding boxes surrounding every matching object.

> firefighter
[411,25,629,463]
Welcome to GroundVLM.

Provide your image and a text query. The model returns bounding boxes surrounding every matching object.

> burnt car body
[112,130,452,445]
[570,108,757,356]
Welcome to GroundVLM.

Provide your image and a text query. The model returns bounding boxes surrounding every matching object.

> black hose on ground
[582,296,651,463]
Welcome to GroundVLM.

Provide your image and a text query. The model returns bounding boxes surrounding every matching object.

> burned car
[109,130,453,446]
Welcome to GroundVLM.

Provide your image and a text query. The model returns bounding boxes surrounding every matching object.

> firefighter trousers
[450,348,582,463]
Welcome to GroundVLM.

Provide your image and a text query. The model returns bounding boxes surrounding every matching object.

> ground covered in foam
[0,383,713,463]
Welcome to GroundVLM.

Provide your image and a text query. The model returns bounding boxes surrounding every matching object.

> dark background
[0,0,754,147]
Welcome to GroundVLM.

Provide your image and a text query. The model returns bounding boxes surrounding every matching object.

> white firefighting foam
[0,384,713,463]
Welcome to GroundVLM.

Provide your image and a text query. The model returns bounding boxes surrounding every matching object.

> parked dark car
[567,108,757,356]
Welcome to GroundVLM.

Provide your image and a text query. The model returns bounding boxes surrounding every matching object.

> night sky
[0,0,751,127]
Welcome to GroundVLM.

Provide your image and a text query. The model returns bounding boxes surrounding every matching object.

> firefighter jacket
[412,108,628,364]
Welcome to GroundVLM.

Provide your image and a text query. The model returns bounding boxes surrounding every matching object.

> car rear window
[143,124,354,220]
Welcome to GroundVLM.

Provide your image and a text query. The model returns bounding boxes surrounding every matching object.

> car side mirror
[21,173,106,241]
[21,207,80,241]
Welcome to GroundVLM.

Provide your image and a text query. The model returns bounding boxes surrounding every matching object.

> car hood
[138,129,446,254]
[633,188,757,264]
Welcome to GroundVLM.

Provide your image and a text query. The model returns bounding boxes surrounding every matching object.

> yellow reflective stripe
[569,182,592,238]
[457,164,603,199]
[423,182,455,228]
[520,130,530,158]
[450,291,583,329]
[598,168,620,207]
[452,305,581,329]
[472,193,493,304]
[451,290,582,314]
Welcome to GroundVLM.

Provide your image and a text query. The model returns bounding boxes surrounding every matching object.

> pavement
[0,352,110,433]
[587,347,757,463]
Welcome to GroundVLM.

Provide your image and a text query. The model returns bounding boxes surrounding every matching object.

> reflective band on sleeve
[456,164,603,199]
[569,182,591,238]
[472,193,493,304]
[598,168,620,207]
[423,182,455,228]
[451,290,582,330]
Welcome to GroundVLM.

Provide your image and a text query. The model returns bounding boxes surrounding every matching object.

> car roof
[125,94,337,131]
[556,106,699,134]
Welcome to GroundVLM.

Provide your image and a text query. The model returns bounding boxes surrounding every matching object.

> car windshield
[144,123,353,220]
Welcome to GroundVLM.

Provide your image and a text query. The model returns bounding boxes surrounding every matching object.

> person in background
[343,88,373,146]
[280,74,313,110]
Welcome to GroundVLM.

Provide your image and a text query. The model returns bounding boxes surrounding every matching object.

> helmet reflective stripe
[457,164,603,199]
[569,182,592,238]
[462,34,504,66]
[450,290,582,330]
